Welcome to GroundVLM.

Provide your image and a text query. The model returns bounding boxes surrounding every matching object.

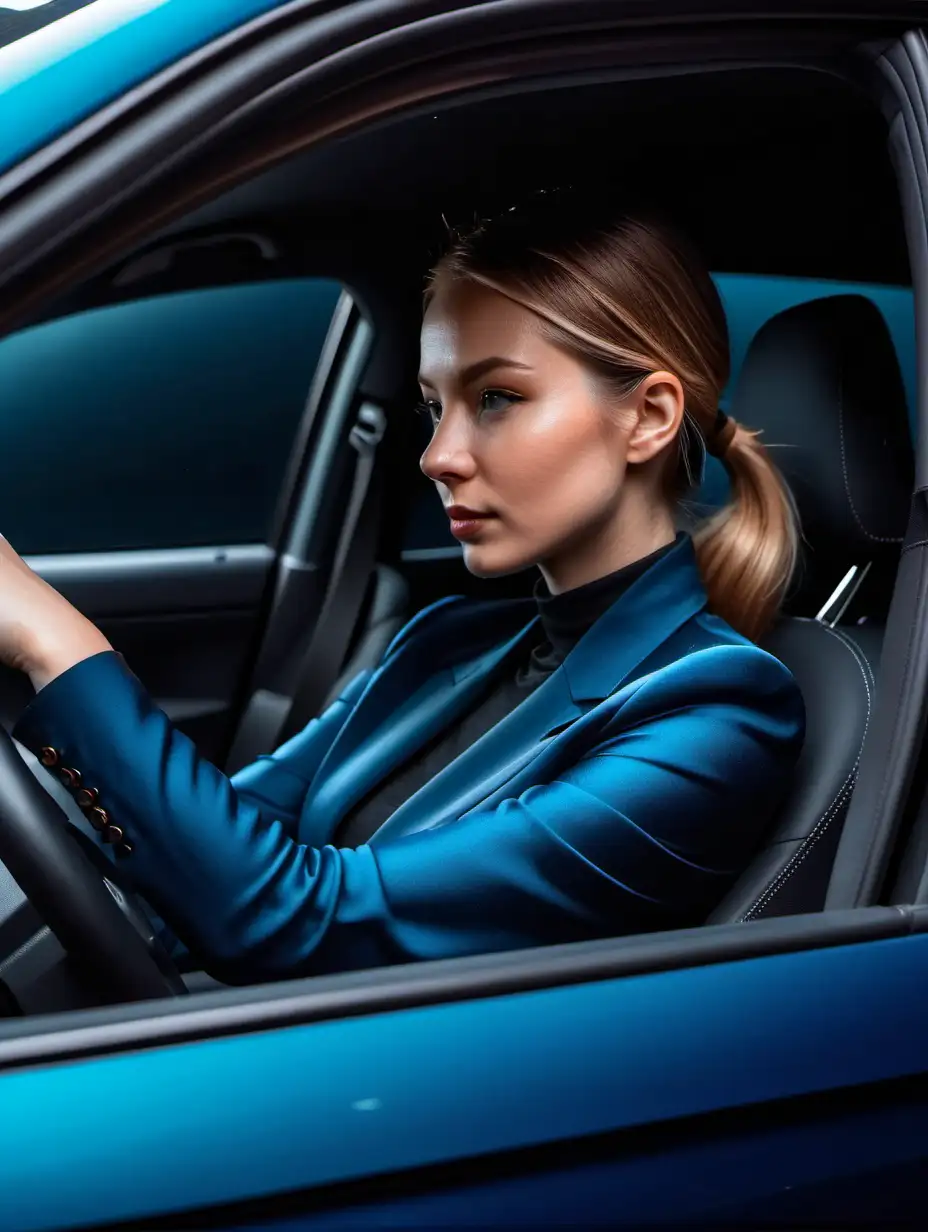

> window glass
[401,276,916,550]
[0,279,342,554]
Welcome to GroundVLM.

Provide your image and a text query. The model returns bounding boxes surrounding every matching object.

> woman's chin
[461,544,534,579]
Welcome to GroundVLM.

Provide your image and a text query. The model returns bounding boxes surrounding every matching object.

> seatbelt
[272,401,388,747]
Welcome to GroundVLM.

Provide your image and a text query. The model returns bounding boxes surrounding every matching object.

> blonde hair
[428,202,799,642]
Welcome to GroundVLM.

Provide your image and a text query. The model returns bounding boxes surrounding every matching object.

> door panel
[23,544,273,616]
[3,925,928,1230]
[0,546,273,760]
[232,1085,928,1230]
[95,609,261,759]
[0,276,345,759]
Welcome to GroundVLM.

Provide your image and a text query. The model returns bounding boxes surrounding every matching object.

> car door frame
[1,4,928,1230]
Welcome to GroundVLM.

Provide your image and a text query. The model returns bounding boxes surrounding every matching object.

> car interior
[0,46,924,1018]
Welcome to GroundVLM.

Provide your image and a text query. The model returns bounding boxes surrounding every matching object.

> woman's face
[418,277,682,592]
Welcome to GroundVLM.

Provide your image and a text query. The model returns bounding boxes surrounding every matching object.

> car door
[0,253,347,765]
[3,4,928,1232]
[3,907,928,1231]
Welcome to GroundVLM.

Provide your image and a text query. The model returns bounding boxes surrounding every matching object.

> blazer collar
[305,535,709,841]
[371,536,710,841]
[446,535,711,756]
[557,533,708,703]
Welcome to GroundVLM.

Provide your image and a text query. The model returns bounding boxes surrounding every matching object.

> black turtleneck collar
[516,533,684,688]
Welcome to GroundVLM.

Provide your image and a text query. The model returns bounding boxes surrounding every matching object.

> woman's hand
[0,535,113,692]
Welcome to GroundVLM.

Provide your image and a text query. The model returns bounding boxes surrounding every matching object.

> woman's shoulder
[628,611,806,730]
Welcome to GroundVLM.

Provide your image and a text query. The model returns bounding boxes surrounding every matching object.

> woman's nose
[419,415,477,482]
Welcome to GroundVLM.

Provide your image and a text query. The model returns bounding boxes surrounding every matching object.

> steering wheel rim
[0,727,185,1003]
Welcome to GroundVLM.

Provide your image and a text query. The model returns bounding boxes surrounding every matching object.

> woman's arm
[13,644,804,985]
[223,594,460,829]
[228,670,372,831]
[0,531,448,838]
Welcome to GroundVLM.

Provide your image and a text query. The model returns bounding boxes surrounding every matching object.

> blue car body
[0,3,928,1230]
[0,0,290,172]
[3,927,928,1229]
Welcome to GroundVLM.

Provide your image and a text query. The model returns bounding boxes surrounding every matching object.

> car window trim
[0,904,922,1071]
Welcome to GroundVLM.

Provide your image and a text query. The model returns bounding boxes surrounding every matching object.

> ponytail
[692,417,800,642]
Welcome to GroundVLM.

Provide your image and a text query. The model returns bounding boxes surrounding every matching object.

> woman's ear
[625,371,685,465]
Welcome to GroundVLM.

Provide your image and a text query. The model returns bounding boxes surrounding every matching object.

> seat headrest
[730,294,913,574]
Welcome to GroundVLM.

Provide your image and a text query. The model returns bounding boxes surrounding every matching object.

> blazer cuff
[13,651,132,754]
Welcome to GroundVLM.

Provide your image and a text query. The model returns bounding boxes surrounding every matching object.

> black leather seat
[709,295,914,922]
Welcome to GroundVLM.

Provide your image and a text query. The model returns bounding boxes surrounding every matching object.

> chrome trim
[815,562,871,627]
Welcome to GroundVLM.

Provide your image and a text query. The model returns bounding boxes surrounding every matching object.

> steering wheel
[0,727,186,1003]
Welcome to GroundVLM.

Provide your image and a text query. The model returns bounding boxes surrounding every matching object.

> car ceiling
[168,64,906,287]
[30,59,907,384]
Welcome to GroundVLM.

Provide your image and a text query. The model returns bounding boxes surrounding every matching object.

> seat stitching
[740,624,873,920]
[741,626,871,919]
[831,626,876,692]
[837,360,903,544]
[742,625,872,918]
[740,779,855,921]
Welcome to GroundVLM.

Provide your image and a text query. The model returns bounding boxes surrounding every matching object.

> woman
[1,200,805,984]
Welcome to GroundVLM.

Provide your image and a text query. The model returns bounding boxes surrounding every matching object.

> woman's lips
[449,513,496,540]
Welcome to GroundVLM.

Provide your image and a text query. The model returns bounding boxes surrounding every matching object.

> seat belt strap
[272,403,387,747]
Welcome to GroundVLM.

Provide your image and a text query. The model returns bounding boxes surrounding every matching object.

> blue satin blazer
[15,536,804,984]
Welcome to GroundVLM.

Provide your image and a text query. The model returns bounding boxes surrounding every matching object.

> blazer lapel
[301,595,539,832]
[371,664,579,842]
[374,535,710,841]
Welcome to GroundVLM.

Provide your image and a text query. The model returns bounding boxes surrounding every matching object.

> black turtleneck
[333,536,680,847]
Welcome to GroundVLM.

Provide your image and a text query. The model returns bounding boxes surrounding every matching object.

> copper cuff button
[39,747,59,768]
[76,787,99,810]
[89,806,110,832]
[59,767,81,790]
[115,842,133,858]
[103,825,124,845]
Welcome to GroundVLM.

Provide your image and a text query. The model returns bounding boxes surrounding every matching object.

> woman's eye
[415,399,442,424]
[479,389,522,415]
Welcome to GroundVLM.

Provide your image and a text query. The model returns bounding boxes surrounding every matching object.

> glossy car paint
[2,931,928,1229]
[0,0,294,172]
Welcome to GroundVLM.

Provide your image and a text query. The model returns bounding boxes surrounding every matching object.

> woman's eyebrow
[417,356,533,387]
